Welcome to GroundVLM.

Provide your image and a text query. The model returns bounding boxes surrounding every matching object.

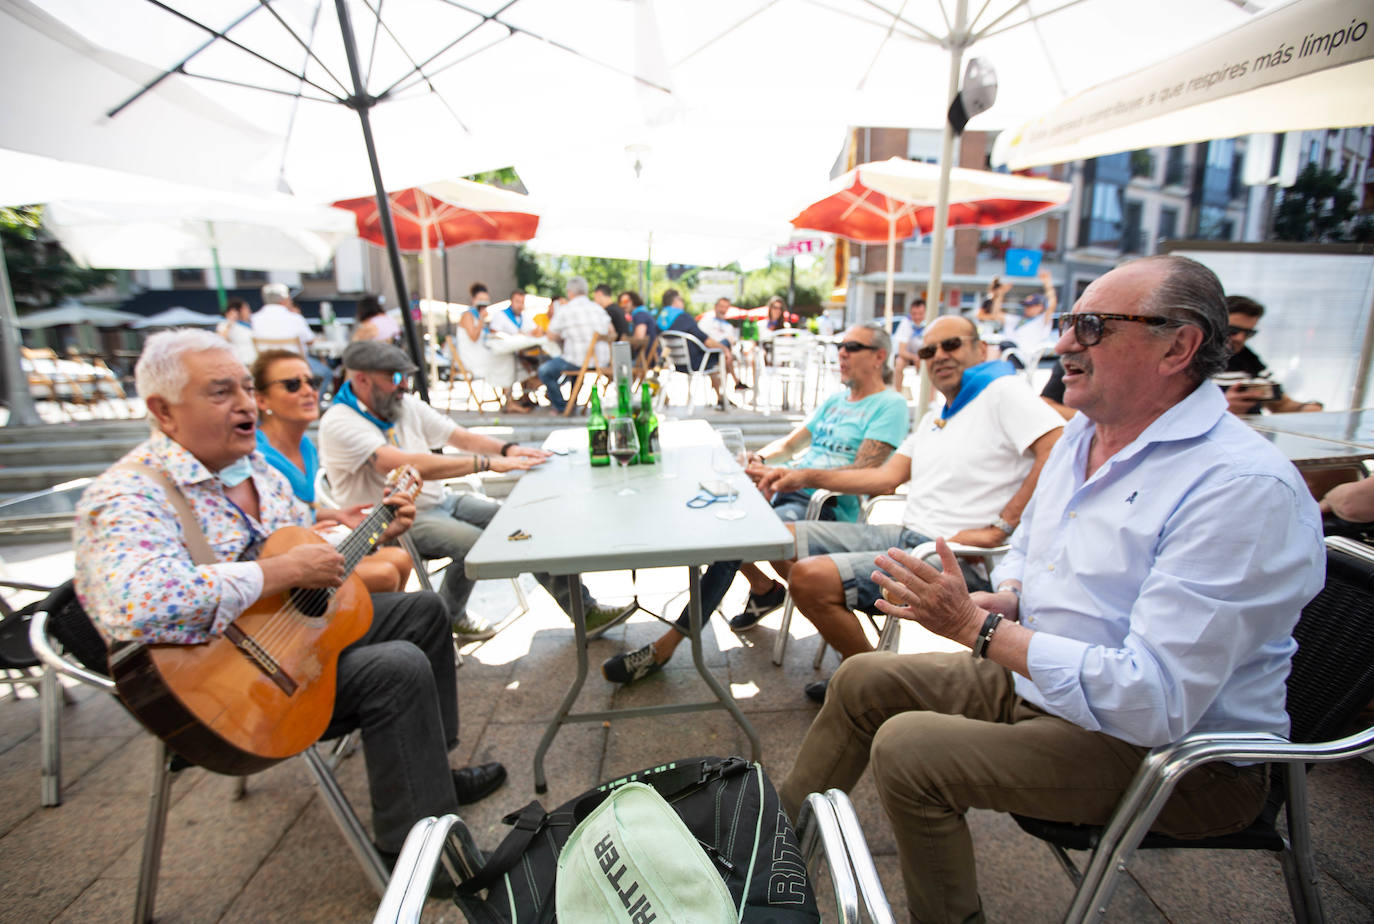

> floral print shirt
[75,430,311,644]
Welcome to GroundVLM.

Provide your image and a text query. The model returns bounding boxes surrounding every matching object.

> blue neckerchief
[657,306,684,330]
[216,454,254,487]
[939,360,1016,422]
[255,429,318,503]
[502,306,519,330]
[235,320,252,329]
[334,381,395,435]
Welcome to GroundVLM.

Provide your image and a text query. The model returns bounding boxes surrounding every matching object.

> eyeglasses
[836,340,878,354]
[269,375,323,393]
[1053,312,1178,347]
[1226,325,1259,340]
[915,336,976,360]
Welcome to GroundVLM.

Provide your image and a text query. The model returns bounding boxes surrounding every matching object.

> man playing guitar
[74,329,505,866]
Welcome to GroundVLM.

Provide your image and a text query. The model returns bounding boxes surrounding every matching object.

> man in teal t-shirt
[602,322,910,685]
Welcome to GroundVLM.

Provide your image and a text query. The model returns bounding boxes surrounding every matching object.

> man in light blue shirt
[778,255,1325,923]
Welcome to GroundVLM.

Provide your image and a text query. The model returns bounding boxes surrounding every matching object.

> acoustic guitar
[110,467,422,776]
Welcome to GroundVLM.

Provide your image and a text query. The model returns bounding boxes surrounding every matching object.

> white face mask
[216,455,254,487]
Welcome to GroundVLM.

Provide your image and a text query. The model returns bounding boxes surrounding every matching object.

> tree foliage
[1272,164,1361,243]
[0,206,114,309]
[740,258,832,314]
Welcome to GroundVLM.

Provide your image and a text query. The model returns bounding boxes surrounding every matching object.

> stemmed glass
[607,418,640,496]
[713,427,747,520]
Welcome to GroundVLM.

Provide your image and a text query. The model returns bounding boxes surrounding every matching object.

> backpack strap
[456,800,550,895]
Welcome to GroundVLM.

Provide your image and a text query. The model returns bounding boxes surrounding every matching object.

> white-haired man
[252,282,330,382]
[778,255,1325,922]
[536,276,613,413]
[75,329,507,869]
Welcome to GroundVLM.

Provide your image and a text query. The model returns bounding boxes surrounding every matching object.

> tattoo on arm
[838,439,896,471]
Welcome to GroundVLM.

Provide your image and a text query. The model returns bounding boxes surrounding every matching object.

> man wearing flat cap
[319,341,625,640]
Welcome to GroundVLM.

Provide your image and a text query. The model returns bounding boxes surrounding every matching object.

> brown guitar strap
[114,463,217,566]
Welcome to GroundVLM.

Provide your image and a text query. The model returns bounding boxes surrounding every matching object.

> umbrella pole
[926,0,968,318]
[421,223,439,392]
[334,0,428,402]
[207,222,227,311]
[884,215,896,334]
[0,244,42,426]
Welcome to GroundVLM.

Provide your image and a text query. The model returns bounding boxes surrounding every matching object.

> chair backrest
[770,330,813,367]
[658,330,714,373]
[37,581,110,678]
[253,337,304,355]
[1285,536,1374,744]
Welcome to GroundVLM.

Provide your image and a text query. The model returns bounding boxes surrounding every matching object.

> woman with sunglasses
[251,350,413,593]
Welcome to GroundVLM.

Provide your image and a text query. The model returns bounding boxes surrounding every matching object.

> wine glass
[713,427,747,520]
[607,418,640,496]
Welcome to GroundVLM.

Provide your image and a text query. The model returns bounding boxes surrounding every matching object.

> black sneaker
[601,643,664,685]
[729,581,787,631]
[804,680,828,704]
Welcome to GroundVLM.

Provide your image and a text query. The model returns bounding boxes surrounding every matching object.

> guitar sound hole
[289,588,330,619]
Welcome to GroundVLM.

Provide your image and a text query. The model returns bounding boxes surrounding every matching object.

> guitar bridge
[224,624,298,696]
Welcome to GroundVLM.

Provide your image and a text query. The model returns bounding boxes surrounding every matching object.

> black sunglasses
[1226,325,1259,340]
[915,336,976,360]
[836,340,878,353]
[1053,312,1178,347]
[270,375,323,394]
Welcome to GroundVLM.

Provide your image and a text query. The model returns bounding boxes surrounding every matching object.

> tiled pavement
[2,548,1372,923]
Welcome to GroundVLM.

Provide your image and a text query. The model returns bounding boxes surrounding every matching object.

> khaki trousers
[778,652,1269,924]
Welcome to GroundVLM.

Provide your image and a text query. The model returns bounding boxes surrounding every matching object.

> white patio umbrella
[16,304,141,329]
[130,307,223,329]
[991,0,1374,171]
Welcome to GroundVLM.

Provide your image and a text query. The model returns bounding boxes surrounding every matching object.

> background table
[1247,408,1374,470]
[465,419,793,791]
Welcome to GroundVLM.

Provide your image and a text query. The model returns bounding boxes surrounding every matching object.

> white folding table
[465,419,793,792]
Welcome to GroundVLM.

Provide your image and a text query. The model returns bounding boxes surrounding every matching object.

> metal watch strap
[991,515,1014,534]
[972,611,1003,660]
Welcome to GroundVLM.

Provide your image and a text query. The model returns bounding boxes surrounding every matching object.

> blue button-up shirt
[992,382,1324,747]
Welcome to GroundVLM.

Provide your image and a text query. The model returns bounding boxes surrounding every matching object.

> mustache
[1060,356,1090,375]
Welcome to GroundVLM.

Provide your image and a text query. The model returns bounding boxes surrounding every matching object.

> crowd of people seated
[76,251,1367,917]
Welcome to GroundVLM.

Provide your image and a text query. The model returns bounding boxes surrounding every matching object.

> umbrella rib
[354,0,471,131]
[175,70,339,104]
[847,0,945,45]
[366,0,385,85]
[389,32,513,94]
[966,0,998,34]
[135,0,348,103]
[425,0,674,95]
[671,0,783,67]
[374,0,521,99]
[856,0,910,91]
[975,0,1089,42]
[107,3,264,119]
[254,0,353,97]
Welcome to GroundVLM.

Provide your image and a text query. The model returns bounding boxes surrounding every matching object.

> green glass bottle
[637,383,660,464]
[616,378,638,464]
[587,387,609,466]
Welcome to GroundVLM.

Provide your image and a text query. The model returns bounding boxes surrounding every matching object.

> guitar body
[112,526,374,775]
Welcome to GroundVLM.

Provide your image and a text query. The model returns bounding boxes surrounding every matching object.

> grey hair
[566,276,589,297]
[135,329,237,426]
[1134,255,1230,380]
[261,282,291,305]
[860,320,891,358]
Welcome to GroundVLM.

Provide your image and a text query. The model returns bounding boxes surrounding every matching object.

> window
[874,291,905,314]
[1199,139,1237,207]
[1195,205,1233,241]
[304,259,335,282]
[1123,200,1144,254]
[237,269,268,286]
[171,268,205,288]
[1158,207,1178,244]
[1130,150,1154,179]
[1079,181,1125,248]
[1165,146,1187,185]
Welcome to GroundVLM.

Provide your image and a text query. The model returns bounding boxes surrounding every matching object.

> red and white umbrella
[335,178,539,381]
[792,157,1070,329]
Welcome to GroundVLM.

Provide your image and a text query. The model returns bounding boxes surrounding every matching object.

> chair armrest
[907,540,1010,567]
[858,489,907,524]
[804,488,838,520]
[826,789,896,924]
[796,792,861,924]
[372,815,453,924]
[28,608,114,692]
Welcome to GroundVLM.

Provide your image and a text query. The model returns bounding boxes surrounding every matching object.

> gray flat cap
[341,340,418,373]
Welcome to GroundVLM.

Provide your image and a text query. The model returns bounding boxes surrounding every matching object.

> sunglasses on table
[1052,312,1179,347]
[836,340,879,353]
[269,375,323,393]
[915,336,977,360]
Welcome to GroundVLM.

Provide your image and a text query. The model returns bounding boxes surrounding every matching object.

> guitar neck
[335,505,396,577]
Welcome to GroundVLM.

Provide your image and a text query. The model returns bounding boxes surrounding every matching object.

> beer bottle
[587,387,609,466]
[616,378,638,463]
[637,383,660,464]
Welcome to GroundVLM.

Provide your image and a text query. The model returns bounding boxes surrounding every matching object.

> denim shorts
[793,521,991,614]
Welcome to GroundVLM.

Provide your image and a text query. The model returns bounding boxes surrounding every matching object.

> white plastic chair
[762,329,814,412]
[658,330,722,414]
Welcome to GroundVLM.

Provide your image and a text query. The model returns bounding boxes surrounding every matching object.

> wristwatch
[996,581,1021,602]
[990,516,1015,535]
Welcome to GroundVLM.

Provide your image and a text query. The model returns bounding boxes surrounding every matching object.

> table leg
[532,574,588,794]
[684,565,762,762]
